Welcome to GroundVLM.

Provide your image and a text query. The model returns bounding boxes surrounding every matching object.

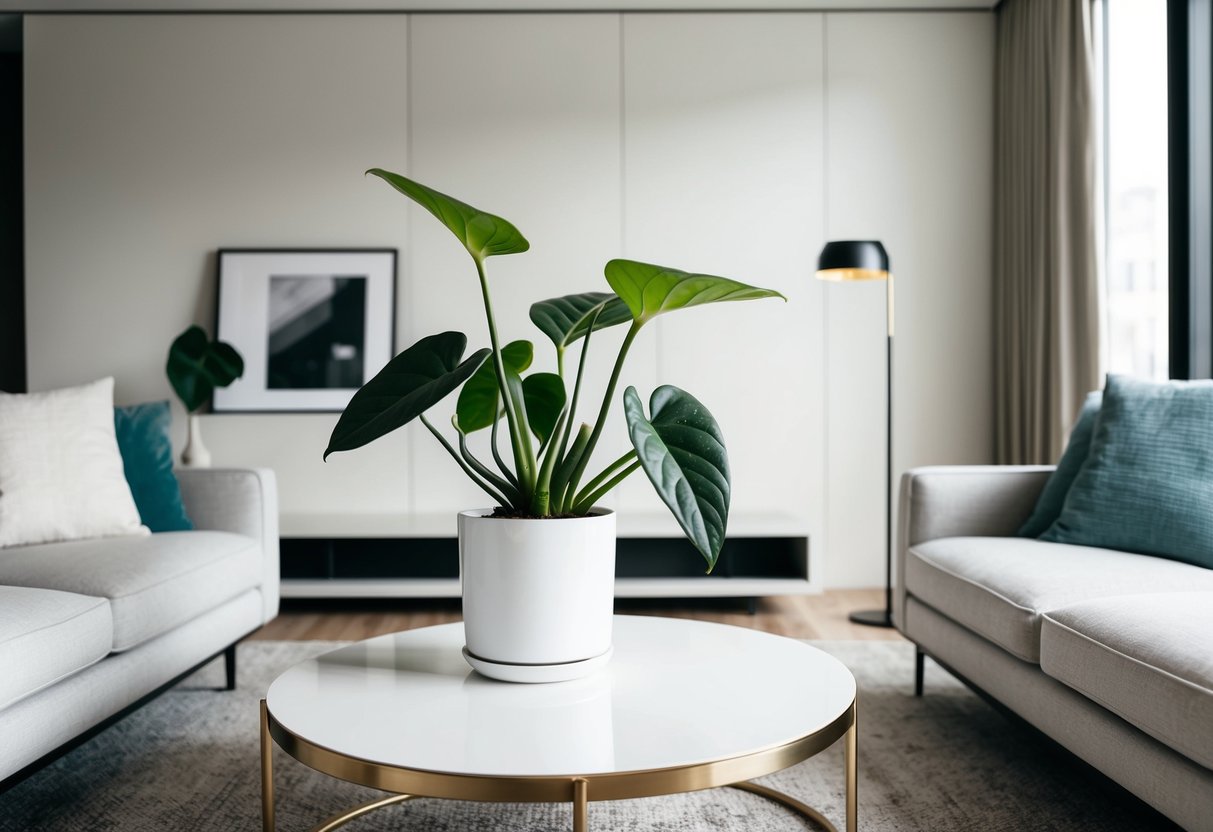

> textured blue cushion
[113,401,192,533]
[1018,391,1103,538]
[1040,375,1213,568]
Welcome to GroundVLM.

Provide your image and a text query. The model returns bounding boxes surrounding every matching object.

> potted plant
[325,170,783,682]
[166,325,244,467]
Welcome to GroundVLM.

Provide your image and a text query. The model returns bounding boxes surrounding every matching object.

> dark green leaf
[605,259,785,326]
[522,373,567,444]
[624,385,730,571]
[324,332,489,460]
[455,340,534,434]
[529,292,632,350]
[367,168,529,262]
[202,341,244,387]
[166,325,245,413]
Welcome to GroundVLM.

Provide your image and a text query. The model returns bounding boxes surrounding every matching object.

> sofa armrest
[893,465,1053,629]
[176,468,279,623]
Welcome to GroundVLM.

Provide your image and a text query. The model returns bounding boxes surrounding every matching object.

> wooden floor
[251,589,905,641]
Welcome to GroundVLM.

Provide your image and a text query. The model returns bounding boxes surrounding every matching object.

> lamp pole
[815,240,895,629]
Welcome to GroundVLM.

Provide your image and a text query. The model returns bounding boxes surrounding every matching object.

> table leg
[573,777,589,832]
[261,699,275,832]
[845,709,857,832]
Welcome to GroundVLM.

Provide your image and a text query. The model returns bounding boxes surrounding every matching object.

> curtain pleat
[994,0,1101,464]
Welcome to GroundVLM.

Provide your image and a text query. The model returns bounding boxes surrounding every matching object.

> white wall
[23,10,994,588]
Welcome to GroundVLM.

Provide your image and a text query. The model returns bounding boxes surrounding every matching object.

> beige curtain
[994,0,1101,464]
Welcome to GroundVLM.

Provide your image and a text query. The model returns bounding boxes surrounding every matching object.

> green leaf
[166,325,245,413]
[624,385,731,572]
[529,292,632,350]
[367,168,529,262]
[324,332,489,460]
[455,340,534,434]
[522,373,567,444]
[604,259,785,326]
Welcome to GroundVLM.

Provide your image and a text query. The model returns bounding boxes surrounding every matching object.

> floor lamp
[816,241,894,628]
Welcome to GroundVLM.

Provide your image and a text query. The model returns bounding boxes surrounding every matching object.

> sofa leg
[914,647,925,697]
[224,643,237,692]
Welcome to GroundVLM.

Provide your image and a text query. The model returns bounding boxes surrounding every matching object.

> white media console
[278,512,817,600]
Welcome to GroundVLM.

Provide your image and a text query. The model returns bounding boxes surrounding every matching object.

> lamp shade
[815,240,890,282]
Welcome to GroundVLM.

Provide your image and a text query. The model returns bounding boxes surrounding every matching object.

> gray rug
[0,640,1171,831]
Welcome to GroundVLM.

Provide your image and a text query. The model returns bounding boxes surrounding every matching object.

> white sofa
[895,465,1213,831]
[0,468,279,789]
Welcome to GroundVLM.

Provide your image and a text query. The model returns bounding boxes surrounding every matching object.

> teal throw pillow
[1040,375,1213,568]
[1018,391,1103,537]
[114,401,193,533]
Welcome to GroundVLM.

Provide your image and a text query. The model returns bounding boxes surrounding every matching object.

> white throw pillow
[0,378,148,548]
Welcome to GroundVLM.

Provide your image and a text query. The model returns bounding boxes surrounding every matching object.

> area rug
[0,640,1172,831]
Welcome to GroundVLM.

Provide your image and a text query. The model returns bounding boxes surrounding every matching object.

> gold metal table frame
[260,698,857,832]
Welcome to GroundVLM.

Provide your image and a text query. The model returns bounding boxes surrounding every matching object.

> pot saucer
[462,645,614,684]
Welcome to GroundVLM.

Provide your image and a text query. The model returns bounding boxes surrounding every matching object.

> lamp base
[848,608,894,628]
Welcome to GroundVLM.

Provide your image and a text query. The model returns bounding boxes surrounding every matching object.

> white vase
[181,413,212,468]
[459,508,616,682]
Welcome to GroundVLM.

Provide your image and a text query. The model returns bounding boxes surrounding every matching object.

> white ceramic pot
[459,508,616,681]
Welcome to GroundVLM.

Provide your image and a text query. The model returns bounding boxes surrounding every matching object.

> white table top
[266,616,856,778]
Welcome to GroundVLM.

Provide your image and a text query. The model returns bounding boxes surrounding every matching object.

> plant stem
[554,307,600,478]
[573,449,637,508]
[564,321,641,506]
[530,408,568,515]
[456,424,520,506]
[420,415,510,507]
[475,257,534,496]
[552,422,591,512]
[573,461,641,514]
[490,413,519,489]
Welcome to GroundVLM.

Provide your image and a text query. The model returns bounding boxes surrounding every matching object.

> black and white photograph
[213,249,396,412]
[267,274,367,391]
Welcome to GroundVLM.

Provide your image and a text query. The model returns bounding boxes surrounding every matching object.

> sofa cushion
[1041,374,1213,568]
[114,401,193,533]
[0,377,147,548]
[0,531,261,651]
[1018,390,1101,538]
[1041,593,1213,770]
[0,586,112,710]
[905,537,1213,662]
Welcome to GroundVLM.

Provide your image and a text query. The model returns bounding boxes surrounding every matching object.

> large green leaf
[324,332,489,460]
[604,259,785,325]
[529,292,632,350]
[624,385,730,572]
[522,373,567,444]
[455,340,534,434]
[166,325,245,413]
[367,168,529,262]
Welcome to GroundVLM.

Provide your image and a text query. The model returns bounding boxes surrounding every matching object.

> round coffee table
[260,615,857,831]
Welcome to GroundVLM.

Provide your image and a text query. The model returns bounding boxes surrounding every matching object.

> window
[1103,0,1169,380]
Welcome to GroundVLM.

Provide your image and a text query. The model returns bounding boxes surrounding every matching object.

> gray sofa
[0,468,279,789]
[896,465,1213,831]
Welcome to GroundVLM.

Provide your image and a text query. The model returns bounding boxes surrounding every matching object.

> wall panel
[23,11,994,586]
[622,12,827,553]
[825,12,995,586]
[407,13,625,514]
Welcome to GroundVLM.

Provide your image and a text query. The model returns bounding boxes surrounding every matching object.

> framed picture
[213,249,397,412]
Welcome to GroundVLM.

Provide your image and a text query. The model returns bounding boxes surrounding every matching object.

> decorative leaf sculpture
[166,325,244,413]
[367,169,529,262]
[624,385,731,571]
[455,340,534,434]
[605,259,785,325]
[522,373,567,444]
[529,292,632,350]
[324,332,489,460]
